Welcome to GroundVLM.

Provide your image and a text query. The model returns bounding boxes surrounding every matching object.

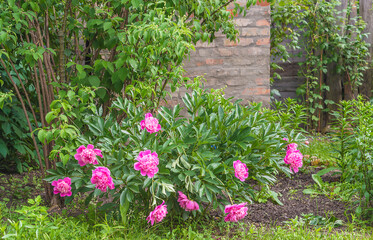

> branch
[0,58,44,176]
[201,0,235,25]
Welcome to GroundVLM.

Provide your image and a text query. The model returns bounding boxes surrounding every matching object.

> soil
[245,168,351,226]
[0,168,352,227]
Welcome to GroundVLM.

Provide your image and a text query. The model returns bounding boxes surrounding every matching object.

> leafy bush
[45,82,304,222]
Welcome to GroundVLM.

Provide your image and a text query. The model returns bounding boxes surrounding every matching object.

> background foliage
[271,0,370,131]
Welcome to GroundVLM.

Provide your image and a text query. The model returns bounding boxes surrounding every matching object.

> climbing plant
[271,0,370,131]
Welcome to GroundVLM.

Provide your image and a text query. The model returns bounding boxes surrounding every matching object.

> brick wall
[169,2,271,107]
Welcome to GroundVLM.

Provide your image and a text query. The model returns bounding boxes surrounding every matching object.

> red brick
[224,40,238,47]
[218,48,233,56]
[256,38,270,45]
[256,19,270,26]
[206,58,223,65]
[241,87,270,96]
[241,28,258,36]
[235,19,254,26]
[239,38,254,46]
[247,47,269,55]
[196,61,205,66]
[256,0,270,6]
[255,78,269,86]
[258,28,270,36]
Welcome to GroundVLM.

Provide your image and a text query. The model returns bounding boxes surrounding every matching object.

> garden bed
[0,168,350,227]
[245,169,350,226]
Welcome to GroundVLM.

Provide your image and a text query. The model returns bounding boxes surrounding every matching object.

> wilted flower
[91,167,115,192]
[52,177,72,197]
[177,191,199,211]
[141,113,161,134]
[146,201,168,225]
[74,144,102,166]
[134,150,159,178]
[224,202,248,222]
[233,160,249,182]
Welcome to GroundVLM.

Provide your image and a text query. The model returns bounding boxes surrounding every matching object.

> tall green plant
[329,96,373,221]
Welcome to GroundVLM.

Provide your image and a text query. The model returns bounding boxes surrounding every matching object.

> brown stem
[0,58,44,176]
[58,0,72,84]
[318,50,323,132]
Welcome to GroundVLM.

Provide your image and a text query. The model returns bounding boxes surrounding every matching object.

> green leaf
[303,189,319,195]
[316,167,340,177]
[88,76,101,87]
[45,112,57,124]
[0,139,8,158]
[103,22,112,31]
[311,174,324,189]
[128,59,138,70]
[218,106,224,123]
[96,88,106,99]
[38,129,47,144]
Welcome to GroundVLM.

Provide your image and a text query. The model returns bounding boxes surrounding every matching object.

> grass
[0,196,372,240]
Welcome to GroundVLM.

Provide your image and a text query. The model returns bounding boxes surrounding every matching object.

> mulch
[245,168,351,226]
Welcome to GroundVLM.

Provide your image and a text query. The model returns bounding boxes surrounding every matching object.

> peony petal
[76,145,86,153]
[64,177,71,185]
[74,153,81,161]
[87,144,94,149]
[134,162,141,171]
[94,149,103,157]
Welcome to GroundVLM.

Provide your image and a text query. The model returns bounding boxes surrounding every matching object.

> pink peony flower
[287,143,298,152]
[177,191,200,211]
[51,177,72,197]
[91,167,115,192]
[74,144,103,167]
[140,113,161,134]
[134,150,159,178]
[224,202,248,222]
[146,201,168,225]
[283,137,289,141]
[233,160,249,182]
[284,150,303,173]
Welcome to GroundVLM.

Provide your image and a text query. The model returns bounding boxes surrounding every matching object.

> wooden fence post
[359,0,373,98]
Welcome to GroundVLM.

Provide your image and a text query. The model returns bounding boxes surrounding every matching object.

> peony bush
[45,83,305,224]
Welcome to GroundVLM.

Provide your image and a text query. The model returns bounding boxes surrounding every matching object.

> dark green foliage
[0,94,39,173]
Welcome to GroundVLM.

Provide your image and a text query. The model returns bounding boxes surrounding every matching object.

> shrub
[45,82,305,223]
